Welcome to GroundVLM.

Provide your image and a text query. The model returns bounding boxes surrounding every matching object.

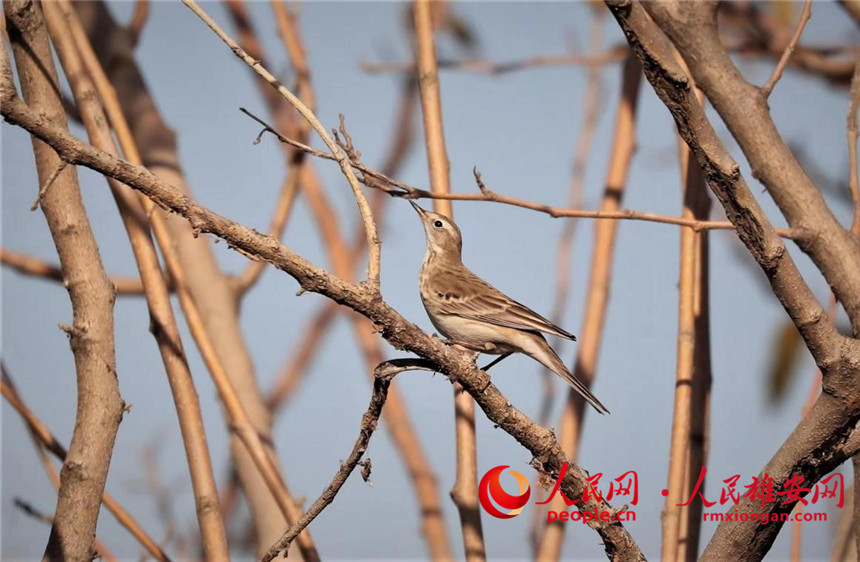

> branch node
[31,160,68,211]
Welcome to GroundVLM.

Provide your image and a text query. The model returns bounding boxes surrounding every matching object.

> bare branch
[642,0,860,335]
[262,359,437,561]
[361,44,630,75]
[605,2,860,559]
[127,0,149,47]
[70,1,293,551]
[848,61,860,237]
[182,0,381,289]
[760,0,813,98]
[44,3,231,555]
[0,246,158,295]
[55,2,320,557]
[4,3,124,559]
[242,106,799,240]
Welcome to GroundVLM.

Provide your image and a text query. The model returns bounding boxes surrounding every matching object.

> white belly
[425,308,519,355]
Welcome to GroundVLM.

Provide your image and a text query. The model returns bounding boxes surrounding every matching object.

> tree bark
[4,2,124,560]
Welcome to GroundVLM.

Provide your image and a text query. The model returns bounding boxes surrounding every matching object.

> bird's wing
[437,270,577,341]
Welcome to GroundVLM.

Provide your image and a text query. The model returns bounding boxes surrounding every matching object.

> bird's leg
[481,353,511,372]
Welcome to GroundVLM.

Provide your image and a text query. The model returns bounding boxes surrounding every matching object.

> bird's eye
[433,220,443,228]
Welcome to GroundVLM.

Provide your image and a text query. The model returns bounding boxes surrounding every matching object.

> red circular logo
[478,465,531,519]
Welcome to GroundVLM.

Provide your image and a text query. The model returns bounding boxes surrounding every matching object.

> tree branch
[262,358,437,561]
[0,246,156,295]
[0,62,645,562]
[53,3,319,556]
[240,106,797,240]
[43,4,231,556]
[4,3,124,559]
[361,45,629,75]
[605,2,860,559]
[642,0,860,335]
[70,2,296,550]
[181,0,381,289]
[760,0,812,98]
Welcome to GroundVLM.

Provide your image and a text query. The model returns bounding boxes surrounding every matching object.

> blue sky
[2,2,858,559]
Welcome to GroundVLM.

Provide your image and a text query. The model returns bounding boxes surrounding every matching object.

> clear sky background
[2,2,858,560]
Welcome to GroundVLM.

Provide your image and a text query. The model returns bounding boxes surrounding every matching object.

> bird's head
[410,201,463,259]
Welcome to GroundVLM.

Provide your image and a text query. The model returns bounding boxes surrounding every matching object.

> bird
[409,200,609,415]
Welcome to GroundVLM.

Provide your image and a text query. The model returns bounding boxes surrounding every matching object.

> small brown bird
[410,201,609,415]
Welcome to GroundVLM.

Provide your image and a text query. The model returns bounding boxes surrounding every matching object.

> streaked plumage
[410,201,609,415]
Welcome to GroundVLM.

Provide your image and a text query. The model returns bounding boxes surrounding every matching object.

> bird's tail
[524,335,610,415]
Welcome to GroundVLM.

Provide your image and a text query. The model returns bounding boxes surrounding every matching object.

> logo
[478,465,531,519]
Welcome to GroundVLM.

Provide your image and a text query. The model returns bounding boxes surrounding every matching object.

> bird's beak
[409,200,428,219]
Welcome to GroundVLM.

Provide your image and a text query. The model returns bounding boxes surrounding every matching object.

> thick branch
[4,2,124,559]
[642,0,860,335]
[606,2,860,559]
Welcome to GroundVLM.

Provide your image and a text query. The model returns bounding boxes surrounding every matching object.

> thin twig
[127,0,149,47]
[848,60,860,237]
[262,359,437,561]
[30,160,67,211]
[361,45,629,75]
[182,0,381,289]
[240,107,797,239]
[761,0,813,98]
